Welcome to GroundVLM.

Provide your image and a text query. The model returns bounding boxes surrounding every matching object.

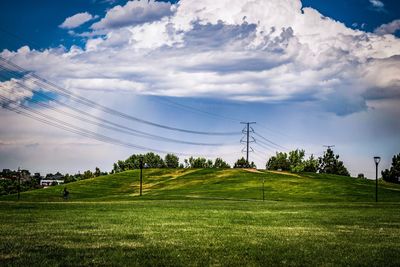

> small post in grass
[262,177,265,201]
[374,156,381,202]
[139,158,143,196]
[17,167,21,201]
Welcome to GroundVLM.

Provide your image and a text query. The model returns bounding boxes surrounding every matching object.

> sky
[0,0,399,178]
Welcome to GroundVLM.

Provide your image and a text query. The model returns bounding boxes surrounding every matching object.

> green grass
[1,169,400,266]
[2,168,400,202]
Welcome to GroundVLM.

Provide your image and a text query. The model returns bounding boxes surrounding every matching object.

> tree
[382,153,400,184]
[304,155,318,173]
[318,148,350,176]
[144,152,165,168]
[234,157,255,168]
[266,152,290,171]
[213,158,230,168]
[94,167,101,177]
[188,157,207,168]
[82,170,94,180]
[206,159,213,168]
[289,149,305,173]
[165,154,179,168]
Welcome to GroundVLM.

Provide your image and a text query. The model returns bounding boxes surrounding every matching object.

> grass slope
[1,169,400,266]
[2,168,400,202]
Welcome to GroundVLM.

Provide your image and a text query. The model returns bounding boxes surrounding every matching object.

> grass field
[1,169,400,266]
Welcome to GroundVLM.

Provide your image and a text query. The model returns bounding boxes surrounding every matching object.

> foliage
[266,152,290,171]
[289,149,305,172]
[234,157,256,168]
[83,170,94,180]
[267,150,319,173]
[188,157,208,168]
[303,155,319,173]
[213,158,231,168]
[164,154,179,168]
[382,153,400,184]
[113,152,167,172]
[318,149,350,176]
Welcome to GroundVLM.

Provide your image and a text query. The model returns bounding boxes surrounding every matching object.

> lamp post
[374,156,381,202]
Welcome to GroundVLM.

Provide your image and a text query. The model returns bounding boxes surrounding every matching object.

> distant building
[40,179,64,187]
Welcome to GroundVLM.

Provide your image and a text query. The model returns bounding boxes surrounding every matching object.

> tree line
[266,148,350,176]
[112,153,233,173]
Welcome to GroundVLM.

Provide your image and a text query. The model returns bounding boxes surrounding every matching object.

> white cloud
[369,0,384,8]
[369,0,386,12]
[1,0,400,116]
[375,19,400,35]
[91,0,174,30]
[59,12,96,29]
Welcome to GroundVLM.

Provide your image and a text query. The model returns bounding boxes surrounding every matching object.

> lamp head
[374,156,381,164]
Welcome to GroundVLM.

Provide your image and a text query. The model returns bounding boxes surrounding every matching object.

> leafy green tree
[382,153,400,184]
[188,157,207,168]
[303,155,318,173]
[266,152,290,171]
[234,157,256,168]
[318,149,350,176]
[82,170,94,180]
[165,154,179,168]
[206,159,213,168]
[234,157,248,168]
[144,152,165,168]
[94,167,101,177]
[213,158,231,168]
[64,174,77,184]
[289,149,305,172]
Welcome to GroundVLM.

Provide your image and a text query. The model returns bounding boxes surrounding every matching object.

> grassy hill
[2,168,400,202]
[1,169,400,266]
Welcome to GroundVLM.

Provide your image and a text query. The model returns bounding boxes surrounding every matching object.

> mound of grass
[2,168,400,202]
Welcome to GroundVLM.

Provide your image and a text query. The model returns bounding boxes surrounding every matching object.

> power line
[0,69,237,147]
[254,140,275,152]
[151,96,242,123]
[0,57,241,136]
[253,131,289,151]
[1,95,238,158]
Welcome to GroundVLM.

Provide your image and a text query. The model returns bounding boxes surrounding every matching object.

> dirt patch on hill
[267,170,302,178]
[243,169,263,174]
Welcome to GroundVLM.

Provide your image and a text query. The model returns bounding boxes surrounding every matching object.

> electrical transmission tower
[323,145,335,150]
[240,122,256,165]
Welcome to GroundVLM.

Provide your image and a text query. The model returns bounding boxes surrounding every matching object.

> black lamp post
[374,156,381,202]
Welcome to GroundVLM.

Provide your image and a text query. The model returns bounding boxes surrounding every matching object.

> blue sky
[0,0,399,178]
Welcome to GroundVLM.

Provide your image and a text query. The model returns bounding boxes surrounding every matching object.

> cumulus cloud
[59,12,96,29]
[1,0,400,116]
[375,19,400,35]
[91,0,174,30]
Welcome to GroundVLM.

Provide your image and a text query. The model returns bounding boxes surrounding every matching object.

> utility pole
[241,122,256,166]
